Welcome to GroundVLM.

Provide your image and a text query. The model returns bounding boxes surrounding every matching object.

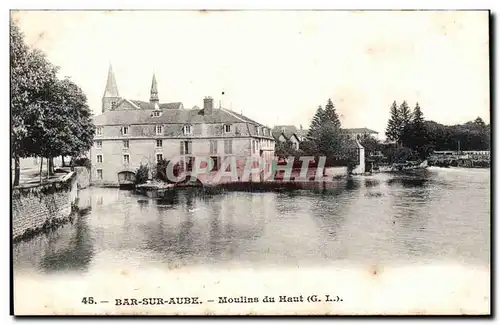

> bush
[391,147,420,164]
[156,159,169,182]
[135,164,149,185]
[72,157,91,168]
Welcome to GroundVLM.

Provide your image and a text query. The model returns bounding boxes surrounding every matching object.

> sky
[11,10,490,138]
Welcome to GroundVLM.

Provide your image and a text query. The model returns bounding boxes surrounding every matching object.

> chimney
[203,96,213,115]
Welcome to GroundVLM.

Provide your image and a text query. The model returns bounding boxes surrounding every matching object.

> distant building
[90,65,275,186]
[272,125,378,146]
[341,128,379,140]
[272,125,302,150]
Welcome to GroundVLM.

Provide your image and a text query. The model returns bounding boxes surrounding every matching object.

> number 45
[82,297,95,304]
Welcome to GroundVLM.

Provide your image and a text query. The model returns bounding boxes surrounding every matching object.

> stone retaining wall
[12,172,78,241]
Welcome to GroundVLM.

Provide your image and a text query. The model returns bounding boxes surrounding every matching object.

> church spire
[150,74,159,105]
[103,64,119,98]
[101,64,121,113]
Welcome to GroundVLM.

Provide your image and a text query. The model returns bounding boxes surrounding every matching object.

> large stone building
[90,66,275,186]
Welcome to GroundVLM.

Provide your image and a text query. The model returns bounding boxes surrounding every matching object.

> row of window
[94,140,235,165]
[95,124,234,136]
[261,139,273,148]
[94,139,235,154]
[94,154,236,181]
[95,153,235,171]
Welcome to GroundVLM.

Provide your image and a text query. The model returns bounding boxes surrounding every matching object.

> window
[95,140,102,148]
[153,110,161,117]
[183,125,192,135]
[252,140,259,153]
[122,126,129,135]
[156,154,163,163]
[224,124,232,133]
[97,155,103,163]
[210,156,220,171]
[224,139,233,154]
[96,127,103,136]
[180,141,192,155]
[156,139,163,148]
[123,154,130,164]
[111,101,117,109]
[156,125,163,135]
[97,169,103,180]
[186,157,194,172]
[123,140,129,148]
[256,127,260,135]
[209,140,218,155]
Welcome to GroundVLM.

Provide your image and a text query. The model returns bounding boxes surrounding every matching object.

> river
[12,167,491,315]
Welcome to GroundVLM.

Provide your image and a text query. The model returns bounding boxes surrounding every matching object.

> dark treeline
[424,119,490,151]
[380,100,490,163]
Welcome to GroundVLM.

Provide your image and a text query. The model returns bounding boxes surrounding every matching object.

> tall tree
[409,102,427,155]
[323,98,341,129]
[33,77,95,175]
[385,101,400,143]
[399,101,413,147]
[11,21,95,184]
[11,21,58,185]
[306,105,325,140]
[55,78,95,160]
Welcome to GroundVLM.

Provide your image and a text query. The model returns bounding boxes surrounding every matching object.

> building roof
[341,128,378,134]
[272,125,302,140]
[129,100,183,110]
[93,106,268,128]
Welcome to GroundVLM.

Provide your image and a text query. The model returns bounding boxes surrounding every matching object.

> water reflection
[40,211,94,272]
[13,168,491,274]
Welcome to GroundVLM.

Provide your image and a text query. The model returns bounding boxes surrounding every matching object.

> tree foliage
[135,164,150,185]
[385,101,400,143]
[11,21,96,185]
[384,98,490,163]
[399,101,413,147]
[303,98,356,166]
[405,102,426,151]
[11,21,58,160]
[275,140,298,159]
[323,98,341,129]
[358,134,381,155]
[425,118,490,151]
[306,105,325,140]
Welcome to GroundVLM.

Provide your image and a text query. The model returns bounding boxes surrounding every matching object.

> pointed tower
[102,64,121,113]
[150,74,159,106]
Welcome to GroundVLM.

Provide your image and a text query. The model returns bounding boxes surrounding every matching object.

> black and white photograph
[10,9,491,315]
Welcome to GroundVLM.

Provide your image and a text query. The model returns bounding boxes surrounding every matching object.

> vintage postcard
[10,10,491,315]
